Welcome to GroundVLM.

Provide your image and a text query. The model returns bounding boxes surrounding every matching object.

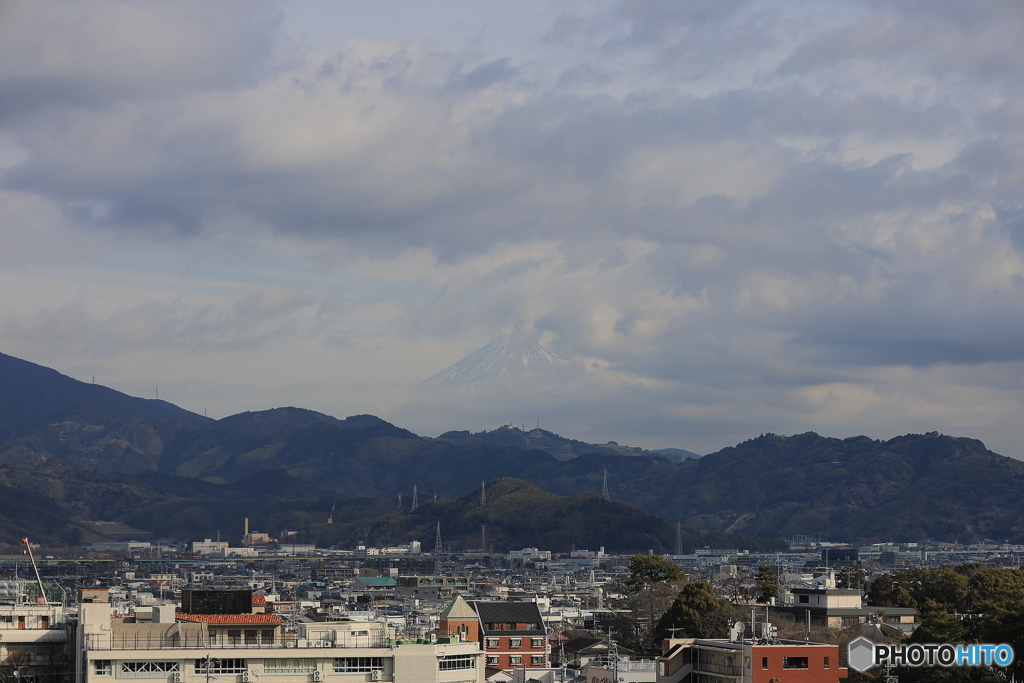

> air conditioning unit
[313,672,323,682]
[173,674,182,683]
[314,641,324,648]
[370,670,381,681]
[242,673,250,683]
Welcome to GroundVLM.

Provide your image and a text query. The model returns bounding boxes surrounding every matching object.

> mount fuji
[422,335,573,389]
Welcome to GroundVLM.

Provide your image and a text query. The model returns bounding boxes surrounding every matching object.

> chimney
[244,518,249,537]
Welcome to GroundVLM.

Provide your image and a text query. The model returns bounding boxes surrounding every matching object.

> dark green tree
[755,564,780,604]
[836,564,864,589]
[626,554,685,591]
[654,581,735,640]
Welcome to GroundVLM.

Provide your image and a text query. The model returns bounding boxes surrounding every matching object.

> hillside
[293,478,781,553]
[4,352,1024,544]
[438,424,654,461]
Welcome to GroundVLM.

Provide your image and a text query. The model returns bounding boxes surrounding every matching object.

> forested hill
[4,351,1024,544]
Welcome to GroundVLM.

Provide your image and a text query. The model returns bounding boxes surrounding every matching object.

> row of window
[484,638,544,648]
[760,656,829,670]
[438,656,475,672]
[486,656,544,666]
[93,658,389,677]
[208,629,276,645]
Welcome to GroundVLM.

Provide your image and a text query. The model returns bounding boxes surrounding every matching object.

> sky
[2,0,1024,456]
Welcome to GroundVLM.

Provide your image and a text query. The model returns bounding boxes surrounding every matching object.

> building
[75,590,484,683]
[0,581,70,683]
[657,635,847,683]
[440,599,549,673]
[191,539,229,555]
[396,577,470,601]
[777,587,918,632]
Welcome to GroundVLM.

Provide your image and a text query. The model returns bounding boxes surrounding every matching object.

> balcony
[83,633,392,651]
[693,660,743,677]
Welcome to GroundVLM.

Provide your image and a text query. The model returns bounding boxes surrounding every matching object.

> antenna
[481,525,486,554]
[675,522,683,556]
[411,485,419,511]
[398,493,402,510]
[155,387,159,400]
[602,469,610,501]
[481,481,486,506]
[435,522,442,553]
[21,538,47,604]
[92,375,95,384]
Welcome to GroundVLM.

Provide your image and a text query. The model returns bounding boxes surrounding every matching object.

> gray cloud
[2,0,1024,455]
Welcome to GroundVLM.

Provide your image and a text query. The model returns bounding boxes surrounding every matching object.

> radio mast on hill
[435,522,442,553]
[602,469,610,501]
[411,485,419,511]
[481,481,486,506]
[675,522,683,556]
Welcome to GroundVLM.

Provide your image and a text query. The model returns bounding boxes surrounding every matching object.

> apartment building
[74,590,483,683]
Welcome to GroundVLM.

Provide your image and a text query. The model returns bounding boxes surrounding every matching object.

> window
[761,657,768,670]
[824,657,830,669]
[531,639,543,648]
[487,656,499,666]
[245,630,258,645]
[439,656,475,671]
[531,656,543,666]
[93,661,112,677]
[1,616,12,623]
[798,595,809,603]
[264,659,317,675]
[208,629,218,645]
[510,656,522,666]
[120,662,180,679]
[195,658,247,675]
[351,631,369,637]
[782,657,809,669]
[334,658,384,674]
[227,629,242,645]
[510,639,522,648]
[487,639,499,648]
[261,630,276,645]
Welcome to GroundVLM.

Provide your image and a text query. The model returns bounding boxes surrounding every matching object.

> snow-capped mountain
[422,335,573,389]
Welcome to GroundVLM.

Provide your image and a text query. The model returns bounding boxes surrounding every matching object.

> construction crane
[21,537,47,603]
[327,500,337,524]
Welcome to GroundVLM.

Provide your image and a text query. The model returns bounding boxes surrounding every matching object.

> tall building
[438,598,549,673]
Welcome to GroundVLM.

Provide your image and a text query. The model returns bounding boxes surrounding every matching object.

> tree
[608,555,686,651]
[654,582,736,640]
[836,564,864,590]
[755,564,780,604]
[626,555,684,591]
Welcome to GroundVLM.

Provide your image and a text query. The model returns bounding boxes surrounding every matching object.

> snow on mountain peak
[422,335,573,389]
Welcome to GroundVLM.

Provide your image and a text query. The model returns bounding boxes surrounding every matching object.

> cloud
[1,0,1024,456]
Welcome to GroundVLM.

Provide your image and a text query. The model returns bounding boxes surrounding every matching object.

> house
[776,587,918,633]
[439,598,549,672]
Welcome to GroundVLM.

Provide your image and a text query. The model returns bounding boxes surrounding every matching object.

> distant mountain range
[3,350,1024,546]
[421,335,572,388]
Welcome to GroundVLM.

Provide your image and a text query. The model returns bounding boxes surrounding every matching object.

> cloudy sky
[2,0,1024,456]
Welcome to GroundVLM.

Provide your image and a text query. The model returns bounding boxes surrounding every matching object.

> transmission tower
[675,522,683,556]
[435,522,442,553]
[481,481,486,506]
[411,485,419,511]
[481,525,486,554]
[602,468,610,501]
[398,493,402,510]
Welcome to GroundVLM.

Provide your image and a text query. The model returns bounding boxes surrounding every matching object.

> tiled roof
[473,601,545,634]
[439,596,477,620]
[252,594,267,605]
[176,614,284,624]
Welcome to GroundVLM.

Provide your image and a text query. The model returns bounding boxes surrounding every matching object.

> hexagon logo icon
[848,637,877,672]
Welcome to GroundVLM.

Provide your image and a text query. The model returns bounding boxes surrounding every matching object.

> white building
[75,590,484,683]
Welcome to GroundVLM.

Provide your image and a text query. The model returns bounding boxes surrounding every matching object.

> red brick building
[439,598,549,673]
[658,636,847,682]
